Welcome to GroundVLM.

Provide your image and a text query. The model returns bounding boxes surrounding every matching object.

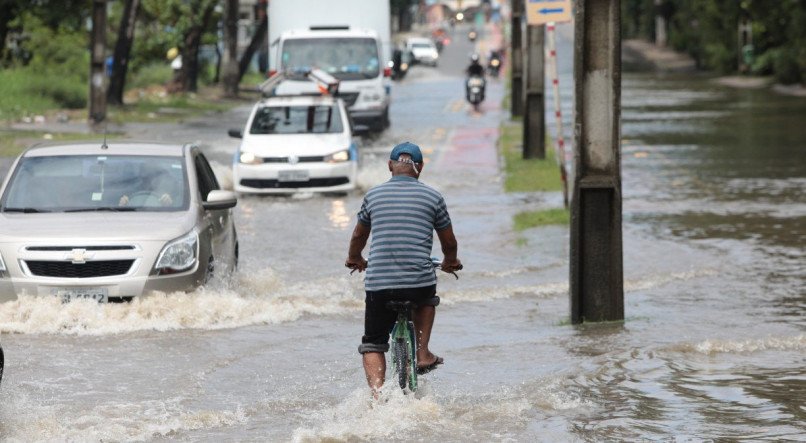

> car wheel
[382,108,391,129]
[233,242,239,271]
[203,256,214,284]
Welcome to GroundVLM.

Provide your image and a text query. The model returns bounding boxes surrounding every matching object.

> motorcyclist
[466,53,485,78]
[487,49,502,76]
[465,54,486,105]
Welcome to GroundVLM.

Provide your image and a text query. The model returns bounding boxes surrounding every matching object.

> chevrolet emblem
[71,248,88,264]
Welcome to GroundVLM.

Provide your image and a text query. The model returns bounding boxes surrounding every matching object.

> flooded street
[1,24,804,441]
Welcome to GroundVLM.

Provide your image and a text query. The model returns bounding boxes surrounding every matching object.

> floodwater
[1,23,804,441]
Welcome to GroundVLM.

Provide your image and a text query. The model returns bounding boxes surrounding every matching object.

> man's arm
[436,225,462,273]
[345,222,370,272]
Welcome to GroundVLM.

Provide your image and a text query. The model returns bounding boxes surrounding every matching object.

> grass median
[498,120,569,229]
[0,130,125,158]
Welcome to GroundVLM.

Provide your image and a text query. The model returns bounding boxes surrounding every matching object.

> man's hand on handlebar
[440,258,463,274]
[345,256,368,274]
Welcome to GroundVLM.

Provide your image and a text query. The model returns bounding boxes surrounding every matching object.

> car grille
[336,92,359,108]
[26,245,135,251]
[25,260,135,278]
[261,156,325,163]
[240,177,350,189]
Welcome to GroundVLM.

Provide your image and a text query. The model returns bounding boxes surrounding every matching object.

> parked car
[405,37,439,67]
[0,142,238,303]
[229,94,361,194]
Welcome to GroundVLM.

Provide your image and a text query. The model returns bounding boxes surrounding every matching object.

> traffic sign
[526,0,572,25]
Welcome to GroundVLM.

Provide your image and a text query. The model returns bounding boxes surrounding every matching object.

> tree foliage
[622,0,806,83]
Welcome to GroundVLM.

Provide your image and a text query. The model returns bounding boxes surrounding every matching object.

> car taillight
[267,69,277,78]
[383,67,392,78]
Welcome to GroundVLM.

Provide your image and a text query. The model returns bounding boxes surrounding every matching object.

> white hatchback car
[0,142,238,303]
[230,95,359,194]
[405,37,439,66]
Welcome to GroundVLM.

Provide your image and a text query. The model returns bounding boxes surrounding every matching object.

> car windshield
[0,155,189,212]
[412,43,433,49]
[249,104,344,135]
[281,38,380,80]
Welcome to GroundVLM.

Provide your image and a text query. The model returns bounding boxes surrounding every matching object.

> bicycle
[349,257,461,393]
[387,299,418,392]
[386,258,460,393]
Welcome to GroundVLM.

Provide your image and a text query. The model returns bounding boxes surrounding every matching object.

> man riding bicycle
[345,141,462,394]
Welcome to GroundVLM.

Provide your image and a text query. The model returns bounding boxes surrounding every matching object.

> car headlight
[239,151,262,165]
[153,231,198,275]
[325,150,350,163]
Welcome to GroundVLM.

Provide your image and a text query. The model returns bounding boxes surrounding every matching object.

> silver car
[0,142,238,303]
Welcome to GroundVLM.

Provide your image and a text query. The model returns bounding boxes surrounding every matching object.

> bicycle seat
[386,301,414,312]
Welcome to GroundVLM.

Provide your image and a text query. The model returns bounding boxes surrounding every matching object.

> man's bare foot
[416,353,444,374]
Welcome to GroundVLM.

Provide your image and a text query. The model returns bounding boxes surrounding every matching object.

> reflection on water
[327,199,351,230]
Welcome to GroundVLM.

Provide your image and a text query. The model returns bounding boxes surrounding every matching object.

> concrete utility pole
[89,0,108,125]
[510,0,524,117]
[523,24,545,159]
[570,0,624,324]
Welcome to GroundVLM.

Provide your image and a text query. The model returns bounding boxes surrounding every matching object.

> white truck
[268,0,392,131]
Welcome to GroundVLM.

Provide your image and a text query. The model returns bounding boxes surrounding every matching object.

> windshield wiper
[64,207,138,213]
[2,207,51,213]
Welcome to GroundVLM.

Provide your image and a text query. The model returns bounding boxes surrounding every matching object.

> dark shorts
[358,285,439,354]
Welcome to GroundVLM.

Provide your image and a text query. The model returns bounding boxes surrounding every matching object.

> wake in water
[0,266,720,335]
[0,392,247,441]
[0,270,363,335]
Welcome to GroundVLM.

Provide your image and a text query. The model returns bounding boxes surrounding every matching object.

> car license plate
[54,288,109,303]
[278,170,309,182]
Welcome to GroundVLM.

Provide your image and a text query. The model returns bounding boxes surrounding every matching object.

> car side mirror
[228,129,243,139]
[352,124,370,137]
[203,190,237,210]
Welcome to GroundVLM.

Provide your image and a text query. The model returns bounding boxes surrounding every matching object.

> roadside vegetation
[0,1,269,129]
[498,122,563,193]
[622,1,806,84]
[498,120,568,231]
[0,130,124,158]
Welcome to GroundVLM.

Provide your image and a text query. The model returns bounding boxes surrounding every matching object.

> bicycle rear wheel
[393,337,408,390]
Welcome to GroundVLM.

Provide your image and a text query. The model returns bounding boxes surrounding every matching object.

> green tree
[140,0,220,92]
[623,0,805,82]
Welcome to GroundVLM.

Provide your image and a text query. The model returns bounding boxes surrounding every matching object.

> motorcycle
[465,76,486,111]
[487,56,501,77]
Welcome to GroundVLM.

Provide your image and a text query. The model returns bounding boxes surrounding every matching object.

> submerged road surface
[1,23,804,441]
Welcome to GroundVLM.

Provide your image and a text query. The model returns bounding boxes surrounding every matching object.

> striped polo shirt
[357,175,452,291]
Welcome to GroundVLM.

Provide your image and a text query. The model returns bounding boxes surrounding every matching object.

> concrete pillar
[523,24,545,159]
[570,0,624,324]
[654,0,667,47]
[510,0,524,117]
[89,0,108,125]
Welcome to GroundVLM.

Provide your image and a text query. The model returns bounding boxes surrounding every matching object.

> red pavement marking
[434,21,504,174]
[441,127,499,173]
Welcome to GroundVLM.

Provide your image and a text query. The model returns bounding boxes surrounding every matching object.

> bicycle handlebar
[431,257,462,279]
[348,257,462,279]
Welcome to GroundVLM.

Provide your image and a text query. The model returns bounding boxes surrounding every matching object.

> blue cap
[390,142,423,163]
